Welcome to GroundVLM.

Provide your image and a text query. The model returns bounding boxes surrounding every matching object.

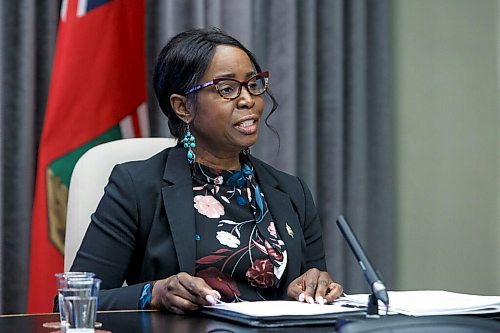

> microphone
[336,215,389,306]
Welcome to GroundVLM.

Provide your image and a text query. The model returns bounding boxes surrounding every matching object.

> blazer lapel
[161,148,196,274]
[249,156,303,284]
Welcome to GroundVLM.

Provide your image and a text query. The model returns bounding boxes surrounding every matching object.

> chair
[64,137,178,271]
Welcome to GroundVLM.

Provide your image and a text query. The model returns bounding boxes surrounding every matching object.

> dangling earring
[182,123,196,164]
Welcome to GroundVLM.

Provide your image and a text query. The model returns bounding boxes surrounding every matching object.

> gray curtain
[0,1,60,314]
[0,0,393,314]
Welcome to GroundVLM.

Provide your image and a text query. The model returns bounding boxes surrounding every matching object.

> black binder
[200,308,365,328]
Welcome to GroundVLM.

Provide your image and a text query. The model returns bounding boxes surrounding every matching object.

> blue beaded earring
[182,123,196,164]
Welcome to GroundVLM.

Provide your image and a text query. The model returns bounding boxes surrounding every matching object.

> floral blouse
[192,159,288,302]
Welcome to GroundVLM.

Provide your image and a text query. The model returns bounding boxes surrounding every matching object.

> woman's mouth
[234,118,259,134]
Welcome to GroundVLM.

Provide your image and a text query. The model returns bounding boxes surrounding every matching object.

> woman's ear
[170,94,192,123]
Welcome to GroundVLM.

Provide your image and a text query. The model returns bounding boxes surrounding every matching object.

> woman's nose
[236,86,255,109]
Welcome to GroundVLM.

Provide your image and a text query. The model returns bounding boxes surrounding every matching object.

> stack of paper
[203,300,364,327]
[207,300,362,318]
[341,290,500,316]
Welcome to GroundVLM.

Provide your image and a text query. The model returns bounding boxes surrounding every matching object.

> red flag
[28,0,148,312]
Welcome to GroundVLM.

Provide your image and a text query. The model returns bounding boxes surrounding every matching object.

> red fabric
[132,109,142,137]
[27,0,146,312]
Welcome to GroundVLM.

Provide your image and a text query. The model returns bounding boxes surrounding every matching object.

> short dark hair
[153,27,278,139]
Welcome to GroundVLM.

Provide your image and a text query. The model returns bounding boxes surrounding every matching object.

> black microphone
[336,215,389,306]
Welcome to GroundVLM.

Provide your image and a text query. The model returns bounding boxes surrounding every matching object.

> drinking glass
[61,277,101,332]
[55,272,95,328]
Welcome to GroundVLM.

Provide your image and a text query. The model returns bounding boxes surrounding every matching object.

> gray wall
[394,0,499,294]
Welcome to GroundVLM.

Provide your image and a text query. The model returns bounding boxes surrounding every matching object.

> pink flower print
[193,195,225,218]
[246,259,274,288]
[264,240,283,261]
[214,175,223,185]
[267,222,277,238]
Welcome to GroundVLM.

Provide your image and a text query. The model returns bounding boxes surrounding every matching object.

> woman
[71,28,343,314]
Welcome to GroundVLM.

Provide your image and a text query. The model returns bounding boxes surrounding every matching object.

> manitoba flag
[28,0,148,312]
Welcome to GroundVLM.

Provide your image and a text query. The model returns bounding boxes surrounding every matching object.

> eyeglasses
[186,71,269,100]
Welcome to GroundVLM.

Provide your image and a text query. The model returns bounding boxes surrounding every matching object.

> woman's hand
[287,268,343,305]
[150,272,221,314]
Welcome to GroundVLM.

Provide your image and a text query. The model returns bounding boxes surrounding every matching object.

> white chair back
[64,137,177,271]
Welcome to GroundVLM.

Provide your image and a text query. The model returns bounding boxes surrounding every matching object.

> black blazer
[71,147,327,310]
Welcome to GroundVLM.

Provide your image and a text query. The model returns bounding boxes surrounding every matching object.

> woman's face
[189,45,265,158]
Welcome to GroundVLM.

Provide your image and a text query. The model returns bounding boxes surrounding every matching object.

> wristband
[139,281,155,309]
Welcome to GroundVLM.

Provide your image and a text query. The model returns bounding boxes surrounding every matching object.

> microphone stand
[336,215,389,318]
[367,291,380,317]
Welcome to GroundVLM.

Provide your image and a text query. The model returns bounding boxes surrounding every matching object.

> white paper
[205,300,362,318]
[342,290,500,316]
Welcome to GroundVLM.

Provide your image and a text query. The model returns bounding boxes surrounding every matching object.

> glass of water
[61,277,101,332]
[55,272,96,330]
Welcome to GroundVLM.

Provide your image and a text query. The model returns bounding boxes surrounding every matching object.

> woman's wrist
[149,279,163,309]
